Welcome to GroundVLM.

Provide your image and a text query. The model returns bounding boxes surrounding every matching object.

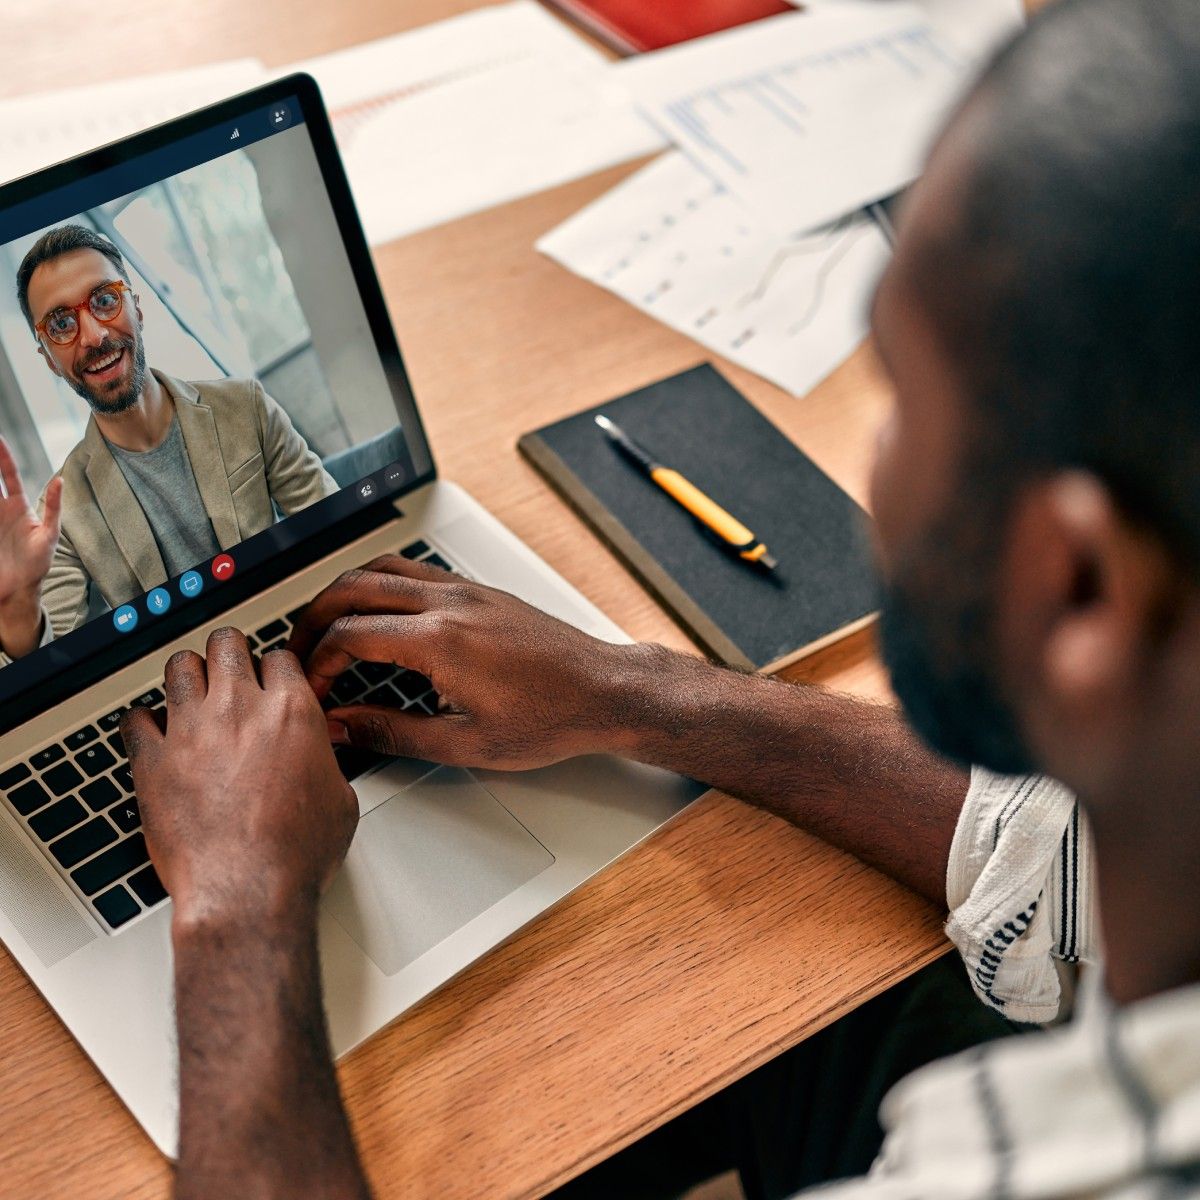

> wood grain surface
[0,2,976,1196]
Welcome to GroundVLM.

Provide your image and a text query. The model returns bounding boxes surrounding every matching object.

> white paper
[538,152,890,399]
[0,61,268,186]
[616,4,974,234]
[287,1,666,244]
[795,0,1025,62]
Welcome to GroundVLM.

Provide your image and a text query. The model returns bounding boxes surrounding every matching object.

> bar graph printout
[617,4,970,234]
[537,151,890,399]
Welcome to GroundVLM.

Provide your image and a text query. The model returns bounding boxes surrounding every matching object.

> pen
[594,414,778,571]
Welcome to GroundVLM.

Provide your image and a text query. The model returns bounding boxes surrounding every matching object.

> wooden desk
[0,4,949,1197]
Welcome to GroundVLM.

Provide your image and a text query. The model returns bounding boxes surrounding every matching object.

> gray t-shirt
[109,416,221,577]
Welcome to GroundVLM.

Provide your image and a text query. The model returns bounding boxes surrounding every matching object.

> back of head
[909,0,1200,573]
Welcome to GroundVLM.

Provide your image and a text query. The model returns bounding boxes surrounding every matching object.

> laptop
[0,74,701,1155]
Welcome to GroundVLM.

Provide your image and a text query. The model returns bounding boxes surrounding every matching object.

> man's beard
[68,334,146,416]
[877,515,1038,777]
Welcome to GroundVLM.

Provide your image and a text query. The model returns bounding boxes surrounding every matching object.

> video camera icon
[113,605,139,634]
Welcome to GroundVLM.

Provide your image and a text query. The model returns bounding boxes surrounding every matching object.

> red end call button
[211,554,235,581]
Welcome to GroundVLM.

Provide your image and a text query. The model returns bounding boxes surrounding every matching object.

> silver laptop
[0,75,701,1155]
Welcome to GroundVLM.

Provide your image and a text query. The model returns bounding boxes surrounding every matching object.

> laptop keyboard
[0,539,457,933]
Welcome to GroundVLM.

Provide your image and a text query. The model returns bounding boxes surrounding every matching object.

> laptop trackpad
[324,767,554,977]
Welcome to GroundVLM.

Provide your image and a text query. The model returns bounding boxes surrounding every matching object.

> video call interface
[0,96,422,700]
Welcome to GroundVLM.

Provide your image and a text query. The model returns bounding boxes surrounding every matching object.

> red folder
[542,0,796,54]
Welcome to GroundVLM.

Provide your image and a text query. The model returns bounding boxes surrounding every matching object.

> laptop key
[115,765,135,794]
[8,779,52,816]
[43,761,84,796]
[107,731,126,759]
[424,552,453,572]
[330,673,367,705]
[358,660,394,685]
[97,707,126,732]
[77,744,117,777]
[65,725,99,751]
[71,834,150,896]
[399,539,430,560]
[29,797,87,843]
[286,606,307,625]
[128,864,167,907]
[31,745,65,771]
[94,885,140,930]
[49,817,118,869]
[81,777,121,812]
[256,618,288,642]
[0,763,31,790]
[111,799,141,834]
[393,670,433,702]
[132,688,164,709]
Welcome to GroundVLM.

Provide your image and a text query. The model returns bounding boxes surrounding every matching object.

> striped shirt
[810,768,1200,1198]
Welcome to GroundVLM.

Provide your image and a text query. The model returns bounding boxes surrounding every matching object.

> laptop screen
[0,81,433,721]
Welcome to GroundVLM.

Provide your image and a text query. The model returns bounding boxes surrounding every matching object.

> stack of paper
[615,2,1000,235]
[290,1,665,244]
[539,0,1024,397]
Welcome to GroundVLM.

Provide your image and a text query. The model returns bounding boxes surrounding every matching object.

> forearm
[604,644,968,905]
[172,898,371,1200]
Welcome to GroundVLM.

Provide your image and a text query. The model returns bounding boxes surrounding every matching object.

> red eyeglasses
[34,280,132,347]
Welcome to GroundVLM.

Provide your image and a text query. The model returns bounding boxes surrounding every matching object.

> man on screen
[0,224,338,662]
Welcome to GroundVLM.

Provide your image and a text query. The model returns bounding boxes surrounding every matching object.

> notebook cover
[541,0,793,54]
[518,365,878,672]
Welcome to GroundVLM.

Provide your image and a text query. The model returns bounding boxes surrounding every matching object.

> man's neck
[95,370,170,452]
[1090,790,1200,1006]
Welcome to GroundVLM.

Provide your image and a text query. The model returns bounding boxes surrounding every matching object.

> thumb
[327,704,464,764]
[40,476,63,543]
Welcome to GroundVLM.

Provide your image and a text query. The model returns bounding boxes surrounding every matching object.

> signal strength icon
[230,127,240,141]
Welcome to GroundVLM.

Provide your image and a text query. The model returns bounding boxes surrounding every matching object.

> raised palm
[0,436,62,607]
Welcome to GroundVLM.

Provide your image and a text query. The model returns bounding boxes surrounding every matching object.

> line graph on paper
[538,152,891,399]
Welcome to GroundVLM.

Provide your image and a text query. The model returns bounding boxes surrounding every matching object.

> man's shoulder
[163,371,265,412]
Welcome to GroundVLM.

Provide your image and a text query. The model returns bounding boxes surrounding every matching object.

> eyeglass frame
[33,279,134,347]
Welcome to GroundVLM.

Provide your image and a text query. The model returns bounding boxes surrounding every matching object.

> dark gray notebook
[518,365,878,671]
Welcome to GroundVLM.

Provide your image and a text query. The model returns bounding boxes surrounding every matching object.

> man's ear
[996,471,1182,789]
[133,294,144,328]
[37,342,64,380]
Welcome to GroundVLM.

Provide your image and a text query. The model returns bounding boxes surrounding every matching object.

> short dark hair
[16,224,130,329]
[910,0,1200,573]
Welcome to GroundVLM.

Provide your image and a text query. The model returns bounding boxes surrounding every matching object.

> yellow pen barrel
[650,467,761,554]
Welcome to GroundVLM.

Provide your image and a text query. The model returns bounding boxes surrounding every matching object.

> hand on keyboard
[287,553,646,771]
[121,628,358,920]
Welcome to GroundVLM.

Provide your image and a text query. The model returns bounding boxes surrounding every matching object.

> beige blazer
[35,369,338,644]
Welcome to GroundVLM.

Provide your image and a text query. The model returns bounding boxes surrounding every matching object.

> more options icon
[147,587,172,616]
[179,570,204,599]
[211,553,236,582]
[113,604,138,634]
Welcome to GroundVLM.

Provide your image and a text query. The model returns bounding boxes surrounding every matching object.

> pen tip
[760,553,779,571]
[594,414,616,433]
